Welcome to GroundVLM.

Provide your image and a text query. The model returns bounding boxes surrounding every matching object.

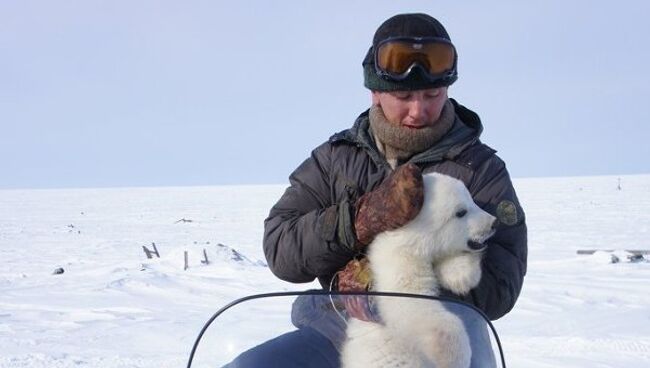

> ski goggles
[374,37,457,83]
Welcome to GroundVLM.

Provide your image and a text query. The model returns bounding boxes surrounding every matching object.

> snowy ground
[1,175,649,367]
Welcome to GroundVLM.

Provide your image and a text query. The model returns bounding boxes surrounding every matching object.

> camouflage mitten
[354,163,424,246]
[337,258,372,292]
[337,258,379,322]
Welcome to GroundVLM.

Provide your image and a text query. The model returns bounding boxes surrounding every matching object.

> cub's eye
[455,209,467,218]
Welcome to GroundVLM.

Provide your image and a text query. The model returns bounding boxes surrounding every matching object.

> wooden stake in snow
[142,242,160,259]
[184,251,189,271]
[201,249,209,265]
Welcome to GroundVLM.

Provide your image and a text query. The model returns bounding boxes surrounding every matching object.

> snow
[1,175,649,367]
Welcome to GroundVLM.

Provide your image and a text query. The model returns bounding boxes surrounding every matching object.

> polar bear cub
[341,173,497,368]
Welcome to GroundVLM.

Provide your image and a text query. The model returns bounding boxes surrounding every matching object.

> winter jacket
[263,99,527,320]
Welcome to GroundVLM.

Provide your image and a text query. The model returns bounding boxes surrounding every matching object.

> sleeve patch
[496,200,518,226]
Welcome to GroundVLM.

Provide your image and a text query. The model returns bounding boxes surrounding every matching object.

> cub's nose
[467,240,487,251]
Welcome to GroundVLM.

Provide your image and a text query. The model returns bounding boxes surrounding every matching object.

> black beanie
[363,13,458,91]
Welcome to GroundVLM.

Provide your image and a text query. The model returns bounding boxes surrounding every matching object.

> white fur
[341,173,496,368]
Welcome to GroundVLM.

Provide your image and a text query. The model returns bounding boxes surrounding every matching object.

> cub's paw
[435,254,482,295]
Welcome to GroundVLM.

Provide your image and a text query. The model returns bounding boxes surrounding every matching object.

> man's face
[371,87,448,129]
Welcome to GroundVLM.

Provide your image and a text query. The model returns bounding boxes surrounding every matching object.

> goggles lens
[376,38,456,79]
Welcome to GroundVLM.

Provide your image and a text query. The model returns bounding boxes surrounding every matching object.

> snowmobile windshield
[187,290,506,368]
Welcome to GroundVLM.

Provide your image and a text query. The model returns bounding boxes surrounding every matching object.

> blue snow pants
[223,326,339,368]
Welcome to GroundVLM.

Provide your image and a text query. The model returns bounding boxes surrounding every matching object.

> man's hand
[354,163,424,246]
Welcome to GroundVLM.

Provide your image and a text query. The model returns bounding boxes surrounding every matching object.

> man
[231,13,527,367]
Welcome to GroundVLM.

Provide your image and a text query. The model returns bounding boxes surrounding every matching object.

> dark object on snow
[577,249,650,256]
[628,254,646,263]
[201,249,210,265]
[217,243,245,262]
[576,250,648,263]
[53,267,65,275]
[175,218,194,224]
[142,242,160,259]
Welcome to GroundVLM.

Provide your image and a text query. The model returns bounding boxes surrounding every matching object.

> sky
[1,0,649,189]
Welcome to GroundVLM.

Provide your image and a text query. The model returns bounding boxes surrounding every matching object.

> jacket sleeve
[446,156,528,320]
[263,143,358,284]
